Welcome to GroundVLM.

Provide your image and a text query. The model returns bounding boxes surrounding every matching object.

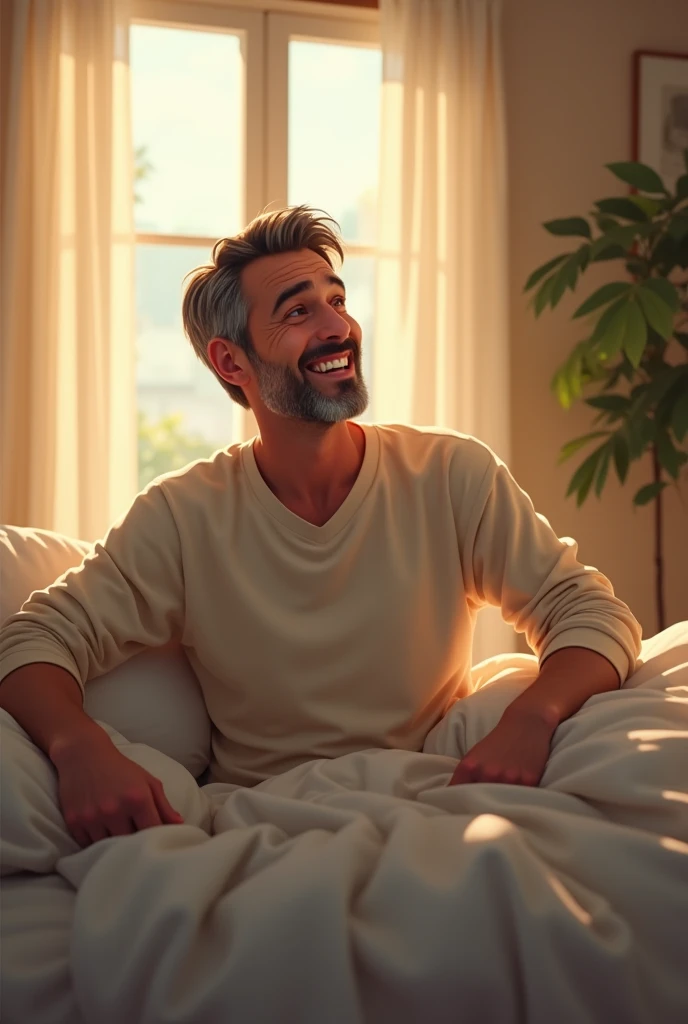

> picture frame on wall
[633,50,688,190]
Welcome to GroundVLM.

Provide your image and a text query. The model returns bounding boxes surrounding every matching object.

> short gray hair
[181,205,345,409]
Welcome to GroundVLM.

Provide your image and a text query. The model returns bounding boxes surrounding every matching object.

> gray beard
[248,345,369,424]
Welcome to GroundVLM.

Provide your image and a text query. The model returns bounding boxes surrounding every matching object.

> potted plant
[525,148,688,631]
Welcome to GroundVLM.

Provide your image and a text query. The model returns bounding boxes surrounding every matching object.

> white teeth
[311,355,349,373]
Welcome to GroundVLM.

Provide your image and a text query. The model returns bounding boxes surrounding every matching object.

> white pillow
[0,525,211,779]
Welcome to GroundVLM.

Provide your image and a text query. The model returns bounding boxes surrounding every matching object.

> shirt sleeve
[0,484,186,698]
[452,440,642,683]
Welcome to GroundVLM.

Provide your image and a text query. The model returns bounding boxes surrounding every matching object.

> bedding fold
[2,635,687,1024]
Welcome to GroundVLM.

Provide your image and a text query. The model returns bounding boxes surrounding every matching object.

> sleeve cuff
[538,629,632,684]
[0,649,84,696]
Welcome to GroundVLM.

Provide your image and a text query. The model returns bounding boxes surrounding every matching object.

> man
[0,206,642,849]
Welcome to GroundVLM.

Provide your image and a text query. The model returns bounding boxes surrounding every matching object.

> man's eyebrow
[271,274,346,317]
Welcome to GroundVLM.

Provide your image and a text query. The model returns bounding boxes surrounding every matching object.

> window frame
[131,0,380,246]
[265,11,380,263]
[130,0,381,447]
[132,0,266,247]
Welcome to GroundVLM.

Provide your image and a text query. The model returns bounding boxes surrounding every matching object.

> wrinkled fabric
[2,633,687,1024]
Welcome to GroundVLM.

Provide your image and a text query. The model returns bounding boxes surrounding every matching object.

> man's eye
[286,297,345,319]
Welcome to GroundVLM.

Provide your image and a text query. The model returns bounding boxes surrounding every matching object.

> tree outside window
[134,148,218,490]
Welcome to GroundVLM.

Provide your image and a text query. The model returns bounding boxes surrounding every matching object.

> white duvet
[2,625,688,1024]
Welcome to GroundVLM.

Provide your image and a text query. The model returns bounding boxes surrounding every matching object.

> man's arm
[0,484,187,844]
[447,441,642,787]
[504,646,620,728]
[0,483,185,702]
[0,663,107,762]
[451,443,642,682]
[449,647,619,786]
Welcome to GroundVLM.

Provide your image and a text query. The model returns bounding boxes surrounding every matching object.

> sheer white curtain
[0,0,136,542]
[374,0,513,661]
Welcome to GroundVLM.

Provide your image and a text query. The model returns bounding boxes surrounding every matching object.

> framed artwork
[633,50,688,190]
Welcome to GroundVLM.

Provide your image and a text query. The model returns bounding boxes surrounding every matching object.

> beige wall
[503,0,688,642]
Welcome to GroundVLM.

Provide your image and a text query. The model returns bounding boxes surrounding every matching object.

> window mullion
[265,14,290,208]
[244,10,267,220]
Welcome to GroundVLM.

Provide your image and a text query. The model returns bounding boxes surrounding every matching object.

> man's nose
[315,303,350,341]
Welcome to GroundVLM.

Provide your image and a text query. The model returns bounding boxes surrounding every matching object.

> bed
[1,525,687,1023]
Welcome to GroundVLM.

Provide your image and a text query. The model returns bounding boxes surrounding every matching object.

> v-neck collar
[240,422,380,543]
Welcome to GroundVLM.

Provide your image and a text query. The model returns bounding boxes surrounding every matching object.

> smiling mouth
[304,350,355,379]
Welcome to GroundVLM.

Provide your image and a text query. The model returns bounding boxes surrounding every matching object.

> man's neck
[252,418,366,522]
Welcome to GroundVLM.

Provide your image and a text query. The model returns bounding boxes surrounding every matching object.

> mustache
[300,342,357,370]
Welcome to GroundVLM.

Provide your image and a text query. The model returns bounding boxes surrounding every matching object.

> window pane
[136,244,237,490]
[131,26,243,237]
[288,41,382,245]
[342,255,376,422]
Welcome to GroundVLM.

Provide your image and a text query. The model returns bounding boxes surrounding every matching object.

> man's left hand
[448,711,556,787]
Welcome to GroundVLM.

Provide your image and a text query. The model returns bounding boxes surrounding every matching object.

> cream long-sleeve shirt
[0,423,642,785]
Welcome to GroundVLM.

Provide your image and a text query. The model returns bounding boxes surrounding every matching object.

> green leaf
[656,431,684,479]
[633,481,668,506]
[552,342,601,409]
[642,366,684,409]
[621,355,637,380]
[594,445,612,498]
[589,297,627,347]
[585,394,630,414]
[641,416,656,450]
[552,367,571,409]
[594,244,630,262]
[524,254,568,293]
[684,148,688,175]
[572,281,632,319]
[594,213,622,233]
[595,197,648,222]
[622,301,648,367]
[589,224,650,260]
[580,347,608,382]
[625,415,655,460]
[563,348,584,404]
[605,161,667,194]
[642,276,681,311]
[575,244,591,274]
[676,174,688,201]
[566,443,608,506]
[612,433,629,484]
[564,258,582,293]
[549,257,580,308]
[650,234,678,271]
[543,217,592,239]
[628,195,662,217]
[593,300,632,361]
[558,431,611,463]
[533,273,557,317]
[602,364,627,391]
[672,389,688,442]
[637,286,675,340]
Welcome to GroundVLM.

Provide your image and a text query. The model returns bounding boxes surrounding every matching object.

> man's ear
[207,337,251,387]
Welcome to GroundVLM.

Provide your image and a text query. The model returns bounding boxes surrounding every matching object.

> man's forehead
[243,250,334,298]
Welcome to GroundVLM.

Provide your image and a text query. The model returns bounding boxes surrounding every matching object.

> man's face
[237,249,369,423]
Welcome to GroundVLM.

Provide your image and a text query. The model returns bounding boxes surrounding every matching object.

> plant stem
[652,443,666,633]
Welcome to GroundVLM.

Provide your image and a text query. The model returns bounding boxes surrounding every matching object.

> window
[130,1,381,490]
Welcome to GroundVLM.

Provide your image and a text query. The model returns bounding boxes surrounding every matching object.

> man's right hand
[51,735,185,848]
